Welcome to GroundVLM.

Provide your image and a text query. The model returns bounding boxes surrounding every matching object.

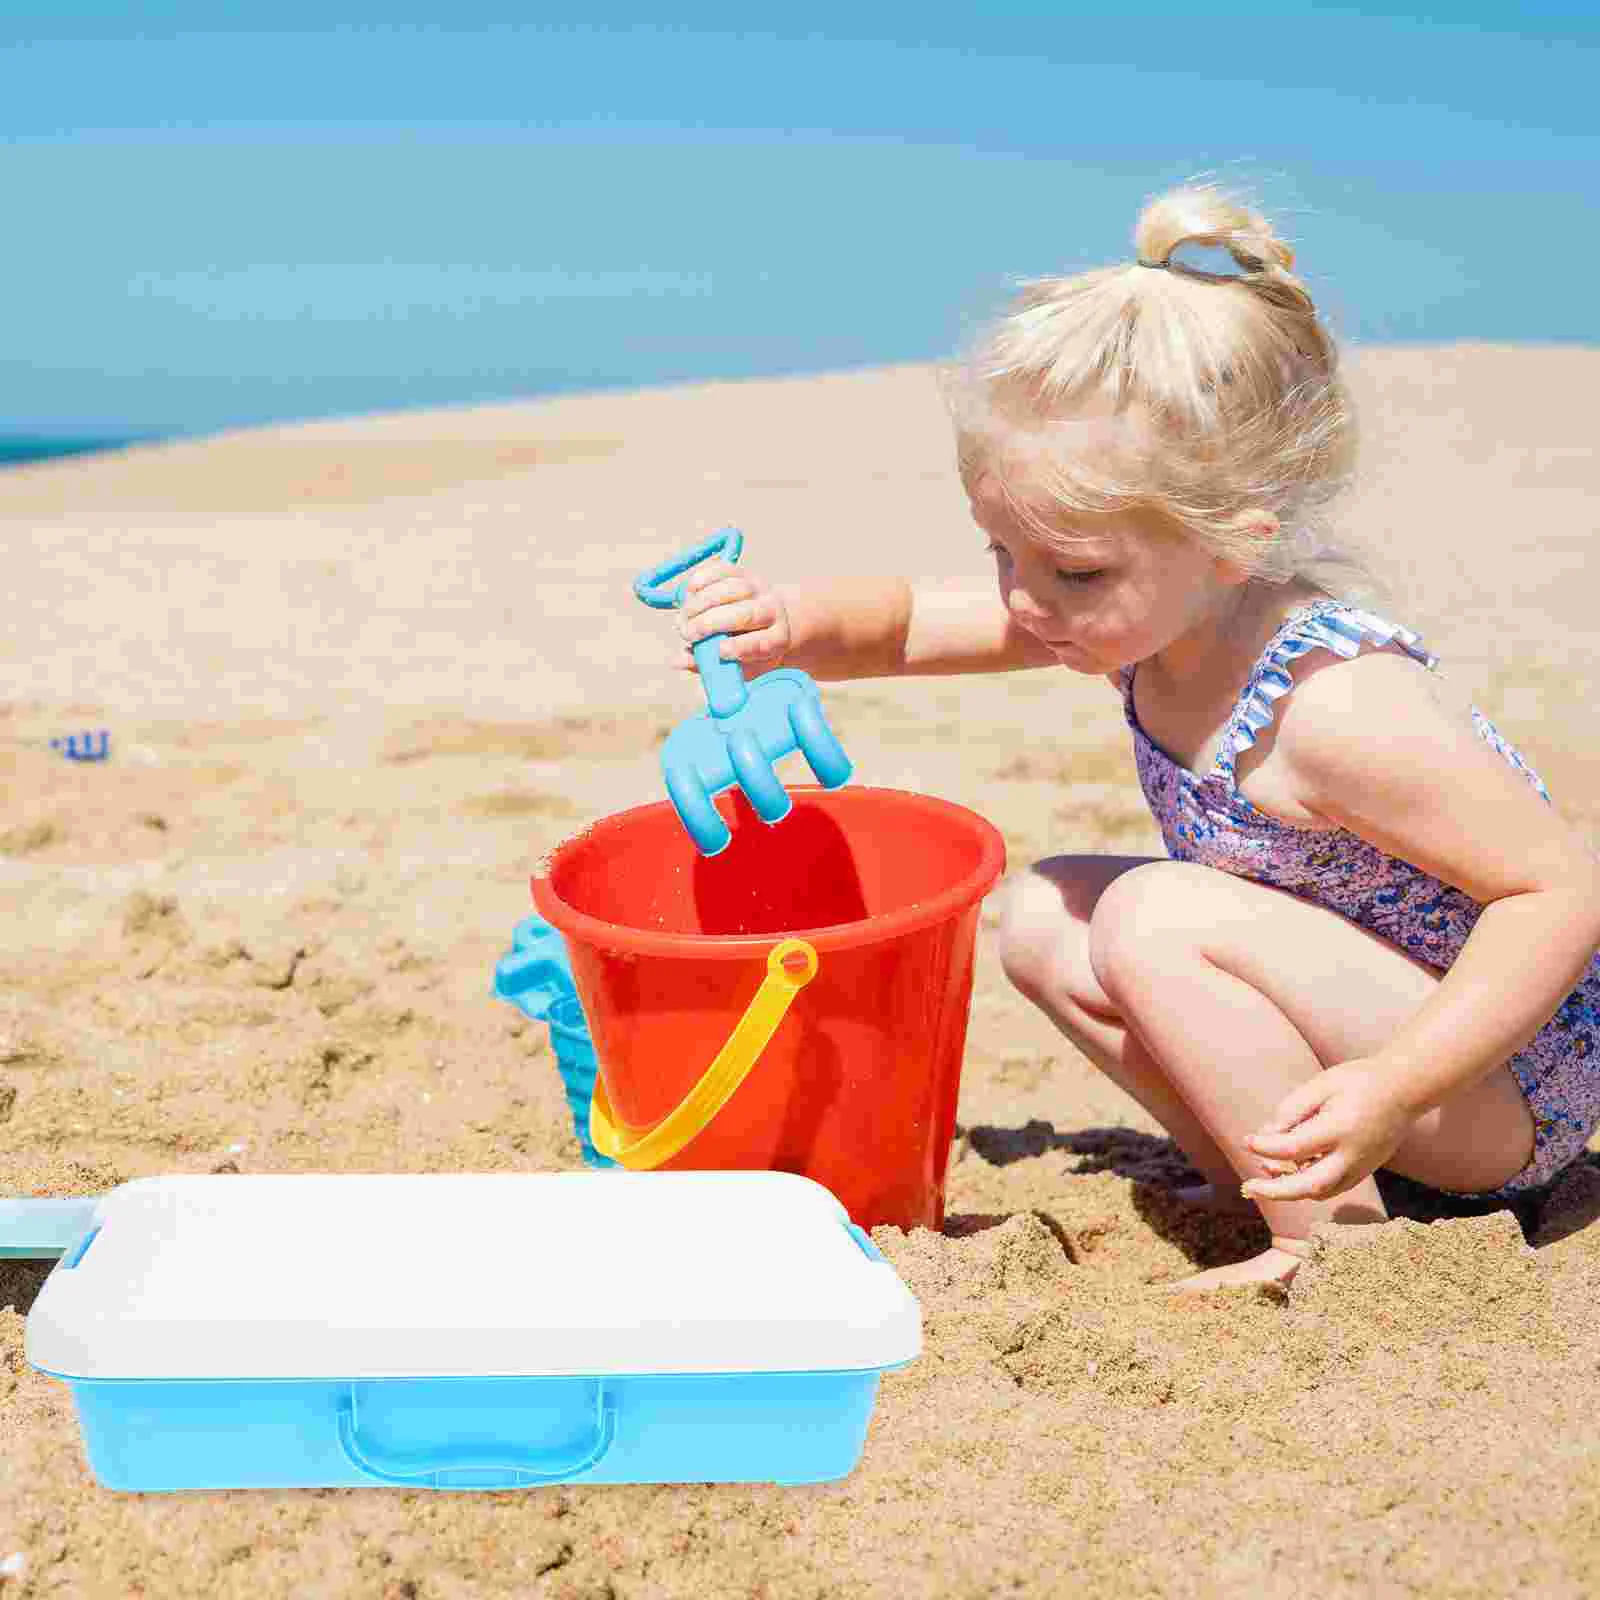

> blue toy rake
[635,529,852,857]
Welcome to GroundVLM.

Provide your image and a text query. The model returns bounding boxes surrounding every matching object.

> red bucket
[530,786,1005,1231]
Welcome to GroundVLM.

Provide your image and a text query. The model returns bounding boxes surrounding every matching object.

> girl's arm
[676,563,1058,681]
[782,575,1058,680]
[1270,649,1600,1116]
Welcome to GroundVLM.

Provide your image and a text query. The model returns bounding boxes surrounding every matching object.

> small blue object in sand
[50,730,110,762]
[492,915,615,1168]
[634,528,852,857]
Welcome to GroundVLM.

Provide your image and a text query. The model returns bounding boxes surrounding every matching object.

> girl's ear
[1229,507,1282,542]
[1214,508,1281,586]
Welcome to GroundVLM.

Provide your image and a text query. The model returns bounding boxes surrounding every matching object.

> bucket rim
[530,786,1006,959]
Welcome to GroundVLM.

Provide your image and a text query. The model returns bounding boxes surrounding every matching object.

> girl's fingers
[1254,1083,1328,1137]
[670,563,788,664]
[674,629,785,667]
[1256,1157,1302,1177]
[1247,1117,1332,1160]
[680,572,751,612]
[1240,1152,1338,1202]
[718,629,785,663]
[678,558,736,596]
[681,595,776,645]
[679,571,755,623]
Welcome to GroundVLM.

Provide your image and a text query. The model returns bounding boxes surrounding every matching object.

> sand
[2,345,1599,1598]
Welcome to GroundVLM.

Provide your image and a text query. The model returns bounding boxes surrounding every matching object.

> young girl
[671,183,1600,1290]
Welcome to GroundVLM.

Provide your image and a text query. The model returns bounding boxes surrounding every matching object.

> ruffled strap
[1113,665,1138,734]
[1217,602,1439,779]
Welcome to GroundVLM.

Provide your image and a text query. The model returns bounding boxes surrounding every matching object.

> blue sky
[3,4,1596,434]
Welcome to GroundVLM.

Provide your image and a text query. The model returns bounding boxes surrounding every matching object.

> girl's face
[966,468,1246,675]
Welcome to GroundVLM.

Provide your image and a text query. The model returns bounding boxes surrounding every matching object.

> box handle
[336,1381,616,1489]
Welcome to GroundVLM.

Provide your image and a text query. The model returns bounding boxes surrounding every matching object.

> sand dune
[2,345,1598,1598]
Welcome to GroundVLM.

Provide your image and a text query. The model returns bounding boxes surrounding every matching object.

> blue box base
[50,1368,894,1492]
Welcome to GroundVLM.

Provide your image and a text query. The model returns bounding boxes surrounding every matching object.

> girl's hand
[674,558,793,673]
[1240,1060,1417,1203]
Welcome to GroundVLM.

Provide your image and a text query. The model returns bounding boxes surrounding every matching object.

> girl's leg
[996,855,1258,1205]
[1088,861,1537,1289]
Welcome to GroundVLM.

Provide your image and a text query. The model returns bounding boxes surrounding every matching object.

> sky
[3,3,1597,435]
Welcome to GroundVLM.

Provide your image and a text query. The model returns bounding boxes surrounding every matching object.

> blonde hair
[945,183,1373,597]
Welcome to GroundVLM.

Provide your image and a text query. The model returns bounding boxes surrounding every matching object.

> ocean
[0,434,156,469]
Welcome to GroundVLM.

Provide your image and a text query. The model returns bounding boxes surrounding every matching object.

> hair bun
[1134,184,1297,277]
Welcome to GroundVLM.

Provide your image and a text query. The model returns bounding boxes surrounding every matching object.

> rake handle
[690,634,747,719]
[634,528,751,720]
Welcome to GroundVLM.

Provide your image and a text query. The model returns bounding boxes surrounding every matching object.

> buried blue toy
[489,921,614,1171]
[492,915,615,1169]
[635,529,852,856]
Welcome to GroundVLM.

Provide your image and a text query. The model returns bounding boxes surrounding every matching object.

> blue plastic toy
[492,915,615,1169]
[491,913,575,1023]
[49,730,110,762]
[634,529,852,857]
[0,1196,100,1259]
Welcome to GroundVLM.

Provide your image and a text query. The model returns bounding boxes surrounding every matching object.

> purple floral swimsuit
[1121,597,1600,1197]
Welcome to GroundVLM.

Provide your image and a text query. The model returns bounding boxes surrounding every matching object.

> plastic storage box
[25,1171,921,1492]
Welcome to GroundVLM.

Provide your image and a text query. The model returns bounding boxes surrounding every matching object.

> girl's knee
[993,869,1073,996]
[994,858,1125,1006]
[1088,861,1208,995]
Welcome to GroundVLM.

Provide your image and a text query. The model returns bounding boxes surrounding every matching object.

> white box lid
[25,1172,922,1380]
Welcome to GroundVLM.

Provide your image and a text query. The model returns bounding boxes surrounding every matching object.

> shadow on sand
[952,1118,1600,1264]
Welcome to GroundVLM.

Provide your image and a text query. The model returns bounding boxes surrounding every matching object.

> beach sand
[2,346,1598,1598]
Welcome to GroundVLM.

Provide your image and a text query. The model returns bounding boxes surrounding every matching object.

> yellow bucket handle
[588,938,819,1169]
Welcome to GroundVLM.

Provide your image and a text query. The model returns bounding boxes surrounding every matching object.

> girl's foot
[1160,1237,1314,1294]
[1172,1181,1259,1216]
